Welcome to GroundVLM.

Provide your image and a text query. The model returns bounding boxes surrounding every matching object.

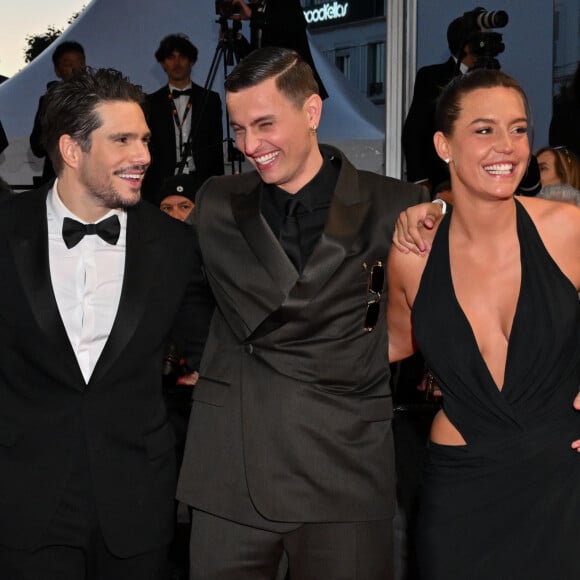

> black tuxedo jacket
[176,145,428,529]
[0,186,210,556]
[402,57,459,190]
[142,82,225,204]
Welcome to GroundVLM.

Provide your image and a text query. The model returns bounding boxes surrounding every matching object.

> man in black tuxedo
[142,34,225,204]
[0,68,211,579]
[176,46,431,580]
[402,16,477,196]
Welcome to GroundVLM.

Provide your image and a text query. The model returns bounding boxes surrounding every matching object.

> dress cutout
[412,199,580,579]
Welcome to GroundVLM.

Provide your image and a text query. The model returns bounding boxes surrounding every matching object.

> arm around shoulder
[386,243,424,363]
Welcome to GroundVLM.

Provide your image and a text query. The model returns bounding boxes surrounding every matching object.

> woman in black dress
[388,69,580,579]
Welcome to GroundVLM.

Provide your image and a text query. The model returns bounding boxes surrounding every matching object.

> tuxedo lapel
[89,205,164,384]
[9,188,85,384]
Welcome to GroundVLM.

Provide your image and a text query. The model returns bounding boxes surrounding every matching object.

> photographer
[402,16,477,195]
[221,0,328,99]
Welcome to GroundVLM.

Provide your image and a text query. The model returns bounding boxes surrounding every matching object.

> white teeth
[119,173,142,179]
[485,163,513,175]
[254,152,279,164]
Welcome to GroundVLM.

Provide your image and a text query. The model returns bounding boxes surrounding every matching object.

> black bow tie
[62,215,121,249]
[171,88,192,99]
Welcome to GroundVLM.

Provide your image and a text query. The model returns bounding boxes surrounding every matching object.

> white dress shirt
[47,180,127,383]
[169,82,196,174]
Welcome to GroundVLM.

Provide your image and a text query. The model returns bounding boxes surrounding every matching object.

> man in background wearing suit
[142,34,224,204]
[176,46,430,580]
[30,40,87,186]
[0,68,211,579]
[401,16,476,196]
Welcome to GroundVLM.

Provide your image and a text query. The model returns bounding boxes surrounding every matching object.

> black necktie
[279,198,302,272]
[171,88,192,99]
[62,215,121,249]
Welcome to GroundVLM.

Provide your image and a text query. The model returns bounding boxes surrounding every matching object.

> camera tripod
[177,16,249,176]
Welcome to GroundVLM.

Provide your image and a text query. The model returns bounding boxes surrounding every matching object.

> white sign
[303,2,349,24]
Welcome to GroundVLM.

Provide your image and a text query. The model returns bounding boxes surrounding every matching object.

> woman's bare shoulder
[517,195,580,236]
[517,196,580,289]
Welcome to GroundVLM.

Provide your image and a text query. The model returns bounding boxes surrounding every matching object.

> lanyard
[168,91,193,158]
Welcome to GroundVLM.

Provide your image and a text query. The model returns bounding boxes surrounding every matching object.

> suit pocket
[359,395,393,422]
[145,422,177,460]
[192,376,229,407]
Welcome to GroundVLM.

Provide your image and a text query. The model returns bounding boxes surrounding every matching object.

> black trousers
[0,441,168,580]
[189,508,394,580]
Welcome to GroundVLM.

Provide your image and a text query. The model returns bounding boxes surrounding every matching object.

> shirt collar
[452,56,470,75]
[48,178,126,228]
[168,82,193,93]
[267,149,340,214]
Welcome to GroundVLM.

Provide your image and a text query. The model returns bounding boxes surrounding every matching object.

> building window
[373,0,386,17]
[368,42,385,99]
[335,51,351,80]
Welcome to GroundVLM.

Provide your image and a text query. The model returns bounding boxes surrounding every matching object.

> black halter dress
[412,200,580,579]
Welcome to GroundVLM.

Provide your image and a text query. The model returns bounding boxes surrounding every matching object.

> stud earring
[444,158,450,164]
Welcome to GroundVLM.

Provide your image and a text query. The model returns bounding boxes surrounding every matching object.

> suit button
[245,344,254,354]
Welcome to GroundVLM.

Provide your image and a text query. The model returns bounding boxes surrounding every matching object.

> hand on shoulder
[392,200,446,255]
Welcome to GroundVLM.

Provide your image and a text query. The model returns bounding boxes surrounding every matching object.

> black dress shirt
[261,151,340,271]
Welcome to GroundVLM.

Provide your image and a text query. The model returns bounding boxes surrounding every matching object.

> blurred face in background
[537,149,561,188]
[54,51,86,81]
[162,51,193,87]
[160,194,195,221]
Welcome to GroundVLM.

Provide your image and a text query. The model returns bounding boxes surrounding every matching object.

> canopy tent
[0,0,385,187]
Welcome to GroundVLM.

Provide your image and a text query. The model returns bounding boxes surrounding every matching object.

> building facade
[302,0,386,107]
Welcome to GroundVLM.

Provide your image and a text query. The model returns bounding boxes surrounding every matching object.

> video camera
[215,0,241,18]
[460,7,509,70]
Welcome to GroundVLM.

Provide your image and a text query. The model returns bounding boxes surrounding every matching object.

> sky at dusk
[1,1,88,77]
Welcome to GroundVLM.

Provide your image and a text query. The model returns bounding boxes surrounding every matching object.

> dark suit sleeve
[30,96,46,159]
[401,67,439,184]
[171,222,216,372]
[549,100,580,158]
[192,90,224,179]
[142,88,187,203]
[0,120,7,155]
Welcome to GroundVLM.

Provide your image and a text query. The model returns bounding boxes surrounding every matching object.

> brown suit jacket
[177,145,428,529]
